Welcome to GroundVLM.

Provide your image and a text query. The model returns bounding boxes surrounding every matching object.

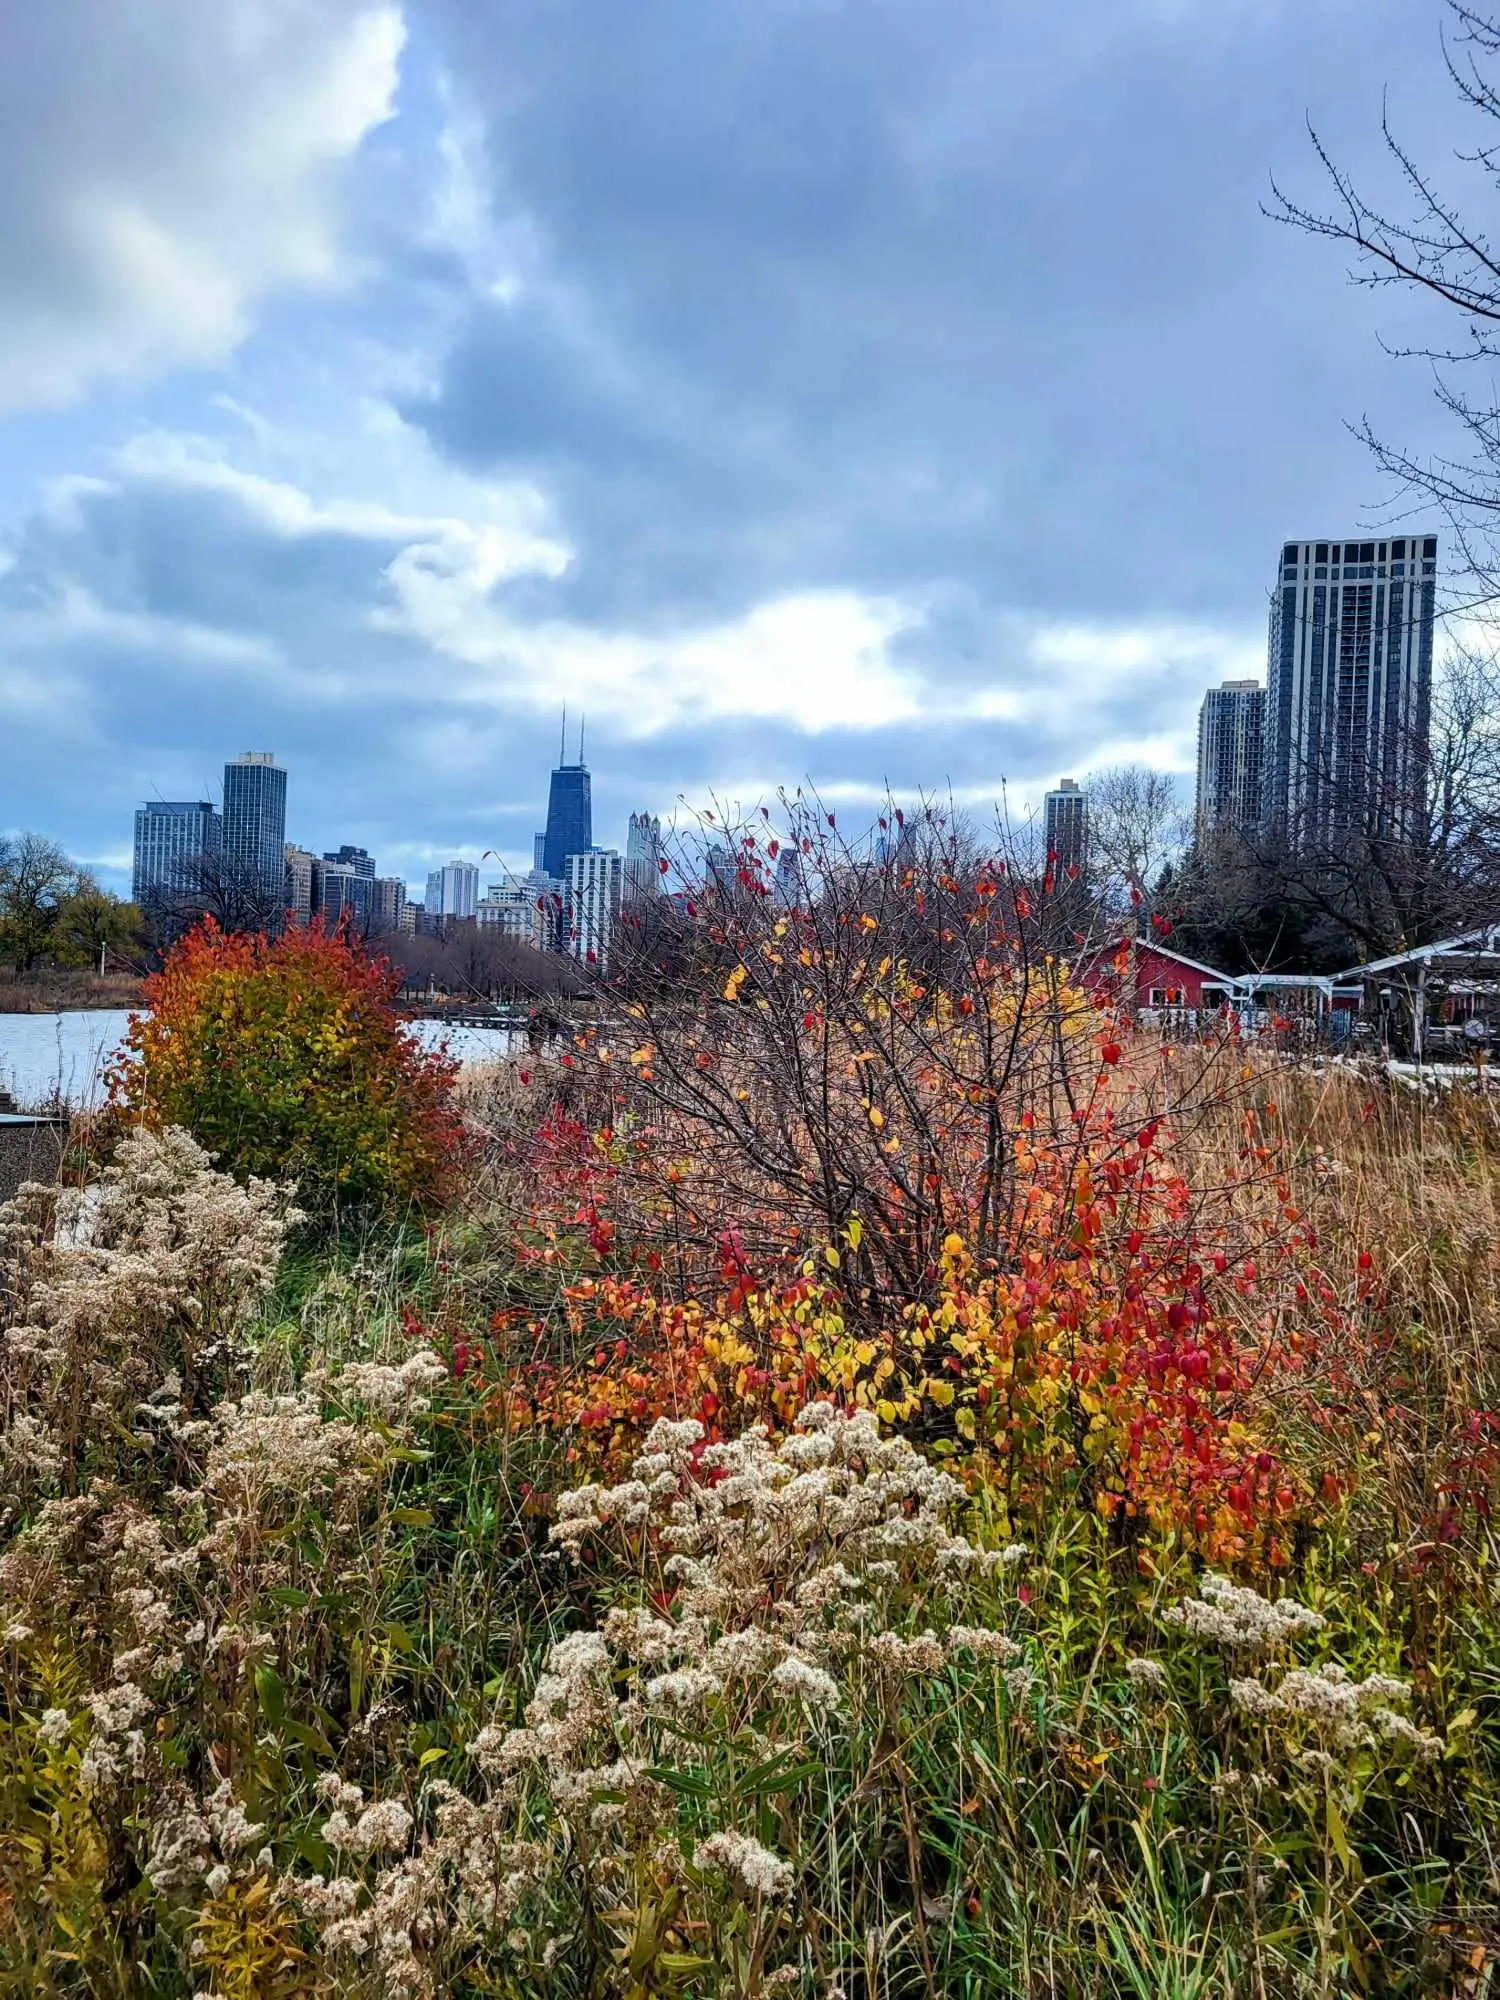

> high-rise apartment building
[624,812,663,897]
[132,801,220,907]
[1043,779,1087,870]
[316,862,371,932]
[324,845,375,880]
[222,754,287,906]
[283,845,318,924]
[372,877,406,932]
[1264,535,1437,841]
[566,848,623,968]
[1196,680,1266,835]
[424,860,479,920]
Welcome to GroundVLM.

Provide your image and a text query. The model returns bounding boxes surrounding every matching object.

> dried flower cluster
[0,1127,296,1509]
[1229,1662,1444,1761]
[284,1404,1035,1992]
[1163,1570,1325,1652]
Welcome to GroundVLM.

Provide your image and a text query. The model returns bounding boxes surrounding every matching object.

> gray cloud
[405,0,1463,633]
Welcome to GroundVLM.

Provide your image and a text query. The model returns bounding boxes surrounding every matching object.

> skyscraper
[566,849,623,968]
[624,812,663,897]
[222,754,287,904]
[1195,680,1265,836]
[1043,779,1087,870]
[132,801,220,907]
[541,719,592,881]
[1264,535,1437,842]
[424,860,479,919]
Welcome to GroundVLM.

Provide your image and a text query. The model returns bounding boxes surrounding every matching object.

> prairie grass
[0,1031,1495,1995]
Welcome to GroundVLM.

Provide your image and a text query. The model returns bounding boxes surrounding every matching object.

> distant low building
[478,875,551,950]
[1076,935,1236,1014]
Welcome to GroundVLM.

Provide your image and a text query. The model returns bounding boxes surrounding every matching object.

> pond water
[0,1010,520,1109]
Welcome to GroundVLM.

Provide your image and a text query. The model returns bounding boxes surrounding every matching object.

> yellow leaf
[868,1106,886,1130]
[876,1398,897,1424]
[845,1216,863,1250]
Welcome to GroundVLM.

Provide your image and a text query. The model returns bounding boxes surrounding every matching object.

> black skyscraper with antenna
[541,712,592,882]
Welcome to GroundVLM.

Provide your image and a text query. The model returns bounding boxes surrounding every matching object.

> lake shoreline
[0,1008,521,1110]
[0,977,146,1016]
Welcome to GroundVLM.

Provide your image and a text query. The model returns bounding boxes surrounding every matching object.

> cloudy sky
[0,0,1475,892]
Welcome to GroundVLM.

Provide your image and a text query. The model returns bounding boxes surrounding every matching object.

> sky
[0,0,1479,894]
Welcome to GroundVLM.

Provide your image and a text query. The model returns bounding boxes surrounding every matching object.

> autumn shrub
[472,816,1342,1559]
[108,919,466,1223]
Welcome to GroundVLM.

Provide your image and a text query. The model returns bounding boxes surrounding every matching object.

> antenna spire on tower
[559,704,567,766]
[579,714,586,763]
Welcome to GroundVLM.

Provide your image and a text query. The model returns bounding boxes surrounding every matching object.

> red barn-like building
[1076,936,1237,1015]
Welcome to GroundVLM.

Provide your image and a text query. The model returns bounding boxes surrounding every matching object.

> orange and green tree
[109,918,466,1222]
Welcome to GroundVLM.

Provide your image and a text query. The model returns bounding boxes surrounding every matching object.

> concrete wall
[0,1120,67,1204]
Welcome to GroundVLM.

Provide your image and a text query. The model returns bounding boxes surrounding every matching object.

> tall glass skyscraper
[222,753,288,900]
[1265,535,1436,842]
[132,801,220,906]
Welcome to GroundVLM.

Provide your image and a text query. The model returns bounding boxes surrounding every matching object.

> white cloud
[0,0,404,410]
[375,552,924,734]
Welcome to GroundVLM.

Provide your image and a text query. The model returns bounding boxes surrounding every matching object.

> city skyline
[0,2,1475,900]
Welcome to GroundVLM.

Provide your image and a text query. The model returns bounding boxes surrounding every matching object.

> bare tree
[1267,1,1500,602]
[1174,647,1500,965]
[1082,764,1190,920]
[142,849,286,946]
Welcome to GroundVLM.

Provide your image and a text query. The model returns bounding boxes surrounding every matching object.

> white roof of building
[1339,924,1500,979]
